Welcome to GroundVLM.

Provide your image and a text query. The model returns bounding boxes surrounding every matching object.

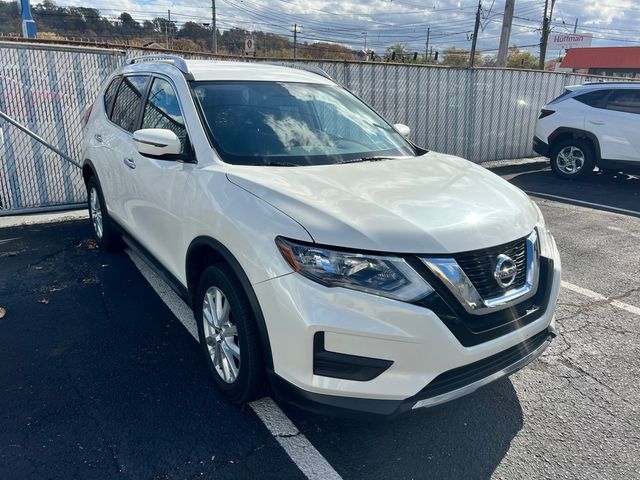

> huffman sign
[549,34,592,50]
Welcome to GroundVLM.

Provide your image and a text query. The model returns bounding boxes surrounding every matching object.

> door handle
[588,120,605,125]
[123,157,136,169]
[94,134,102,143]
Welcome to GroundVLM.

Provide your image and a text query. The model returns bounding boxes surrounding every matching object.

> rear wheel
[550,138,596,180]
[86,176,121,251]
[195,265,265,403]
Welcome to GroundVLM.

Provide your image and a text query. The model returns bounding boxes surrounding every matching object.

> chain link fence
[0,41,616,214]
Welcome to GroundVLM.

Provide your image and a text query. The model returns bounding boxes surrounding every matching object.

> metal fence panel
[0,42,123,212]
[0,41,623,214]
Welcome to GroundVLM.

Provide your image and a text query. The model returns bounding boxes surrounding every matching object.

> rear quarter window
[103,77,121,116]
[574,89,611,108]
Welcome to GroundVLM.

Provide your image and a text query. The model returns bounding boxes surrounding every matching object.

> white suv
[82,55,560,417]
[534,82,640,179]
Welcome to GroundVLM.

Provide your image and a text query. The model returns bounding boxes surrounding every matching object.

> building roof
[560,46,640,69]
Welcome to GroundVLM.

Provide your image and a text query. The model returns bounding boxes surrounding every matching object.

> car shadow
[0,221,305,480]
[492,162,640,217]
[283,379,523,479]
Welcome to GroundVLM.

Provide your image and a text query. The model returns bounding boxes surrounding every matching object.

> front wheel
[195,265,266,404]
[549,139,596,180]
[86,176,121,251]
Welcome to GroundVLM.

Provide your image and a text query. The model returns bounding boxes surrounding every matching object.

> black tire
[86,176,122,251]
[549,138,596,180]
[195,265,266,404]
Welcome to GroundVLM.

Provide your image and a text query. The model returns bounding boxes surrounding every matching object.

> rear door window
[604,89,640,115]
[110,75,149,133]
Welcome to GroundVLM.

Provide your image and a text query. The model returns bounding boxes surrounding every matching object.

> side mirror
[133,129,182,158]
[393,123,411,139]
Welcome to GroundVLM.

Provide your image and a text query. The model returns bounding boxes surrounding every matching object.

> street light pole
[212,0,217,53]
[291,24,301,58]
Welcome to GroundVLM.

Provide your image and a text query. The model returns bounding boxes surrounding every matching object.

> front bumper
[253,241,561,416]
[533,136,550,157]
[268,327,554,418]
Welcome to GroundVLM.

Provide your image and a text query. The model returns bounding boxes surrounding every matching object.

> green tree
[441,48,479,67]
[506,47,539,69]
[385,43,410,61]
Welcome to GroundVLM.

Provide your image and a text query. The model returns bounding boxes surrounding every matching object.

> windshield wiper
[337,156,401,164]
[251,161,300,167]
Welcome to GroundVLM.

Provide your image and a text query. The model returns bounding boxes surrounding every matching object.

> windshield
[191,81,417,166]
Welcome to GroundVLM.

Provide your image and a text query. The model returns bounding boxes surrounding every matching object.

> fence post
[465,68,476,161]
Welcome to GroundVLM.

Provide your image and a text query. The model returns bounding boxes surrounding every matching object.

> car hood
[226,152,539,254]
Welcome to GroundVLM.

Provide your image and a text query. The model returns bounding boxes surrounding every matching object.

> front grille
[455,236,527,299]
[416,329,550,400]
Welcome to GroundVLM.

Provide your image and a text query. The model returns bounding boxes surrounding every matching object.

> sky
[55,0,640,58]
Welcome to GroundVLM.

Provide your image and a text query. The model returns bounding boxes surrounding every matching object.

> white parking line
[562,281,640,316]
[526,191,640,217]
[125,250,342,480]
[250,398,342,480]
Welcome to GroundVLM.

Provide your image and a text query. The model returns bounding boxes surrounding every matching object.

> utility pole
[469,0,481,68]
[497,0,515,67]
[363,31,367,51]
[539,0,556,70]
[211,0,217,53]
[167,10,172,49]
[425,27,430,63]
[164,10,169,49]
[291,24,301,59]
[573,18,578,33]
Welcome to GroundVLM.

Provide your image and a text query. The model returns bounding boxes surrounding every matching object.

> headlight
[276,237,434,302]
[537,224,557,259]
[533,203,557,260]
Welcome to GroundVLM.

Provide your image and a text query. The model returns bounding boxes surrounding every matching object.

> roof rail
[582,81,640,85]
[126,54,190,75]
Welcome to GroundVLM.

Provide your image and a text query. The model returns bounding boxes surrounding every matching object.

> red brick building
[560,46,640,78]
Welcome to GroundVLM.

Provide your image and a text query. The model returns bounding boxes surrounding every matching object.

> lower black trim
[532,136,549,157]
[410,329,550,400]
[110,219,192,305]
[186,236,274,371]
[313,332,393,381]
[598,158,640,174]
[269,328,554,419]
[548,127,602,160]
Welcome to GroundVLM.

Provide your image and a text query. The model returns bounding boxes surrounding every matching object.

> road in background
[0,163,638,479]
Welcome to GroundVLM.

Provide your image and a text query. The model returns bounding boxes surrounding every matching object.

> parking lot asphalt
[1,162,639,480]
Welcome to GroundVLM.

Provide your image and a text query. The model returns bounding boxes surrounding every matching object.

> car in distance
[81,55,561,417]
[533,82,640,179]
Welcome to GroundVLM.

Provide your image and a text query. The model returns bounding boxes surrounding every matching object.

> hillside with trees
[0,0,540,66]
[0,0,355,59]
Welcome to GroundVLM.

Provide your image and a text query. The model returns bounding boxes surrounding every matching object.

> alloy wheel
[202,287,241,383]
[89,187,103,239]
[556,146,585,175]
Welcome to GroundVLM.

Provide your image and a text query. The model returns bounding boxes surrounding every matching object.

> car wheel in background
[86,176,122,251]
[195,265,265,404]
[550,138,596,180]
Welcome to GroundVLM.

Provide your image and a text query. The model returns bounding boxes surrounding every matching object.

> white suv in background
[81,55,561,417]
[534,82,640,179]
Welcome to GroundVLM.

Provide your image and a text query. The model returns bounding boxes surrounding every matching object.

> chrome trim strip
[420,230,540,315]
[412,334,552,410]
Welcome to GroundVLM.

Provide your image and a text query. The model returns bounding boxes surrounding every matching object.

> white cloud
[53,0,640,57]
